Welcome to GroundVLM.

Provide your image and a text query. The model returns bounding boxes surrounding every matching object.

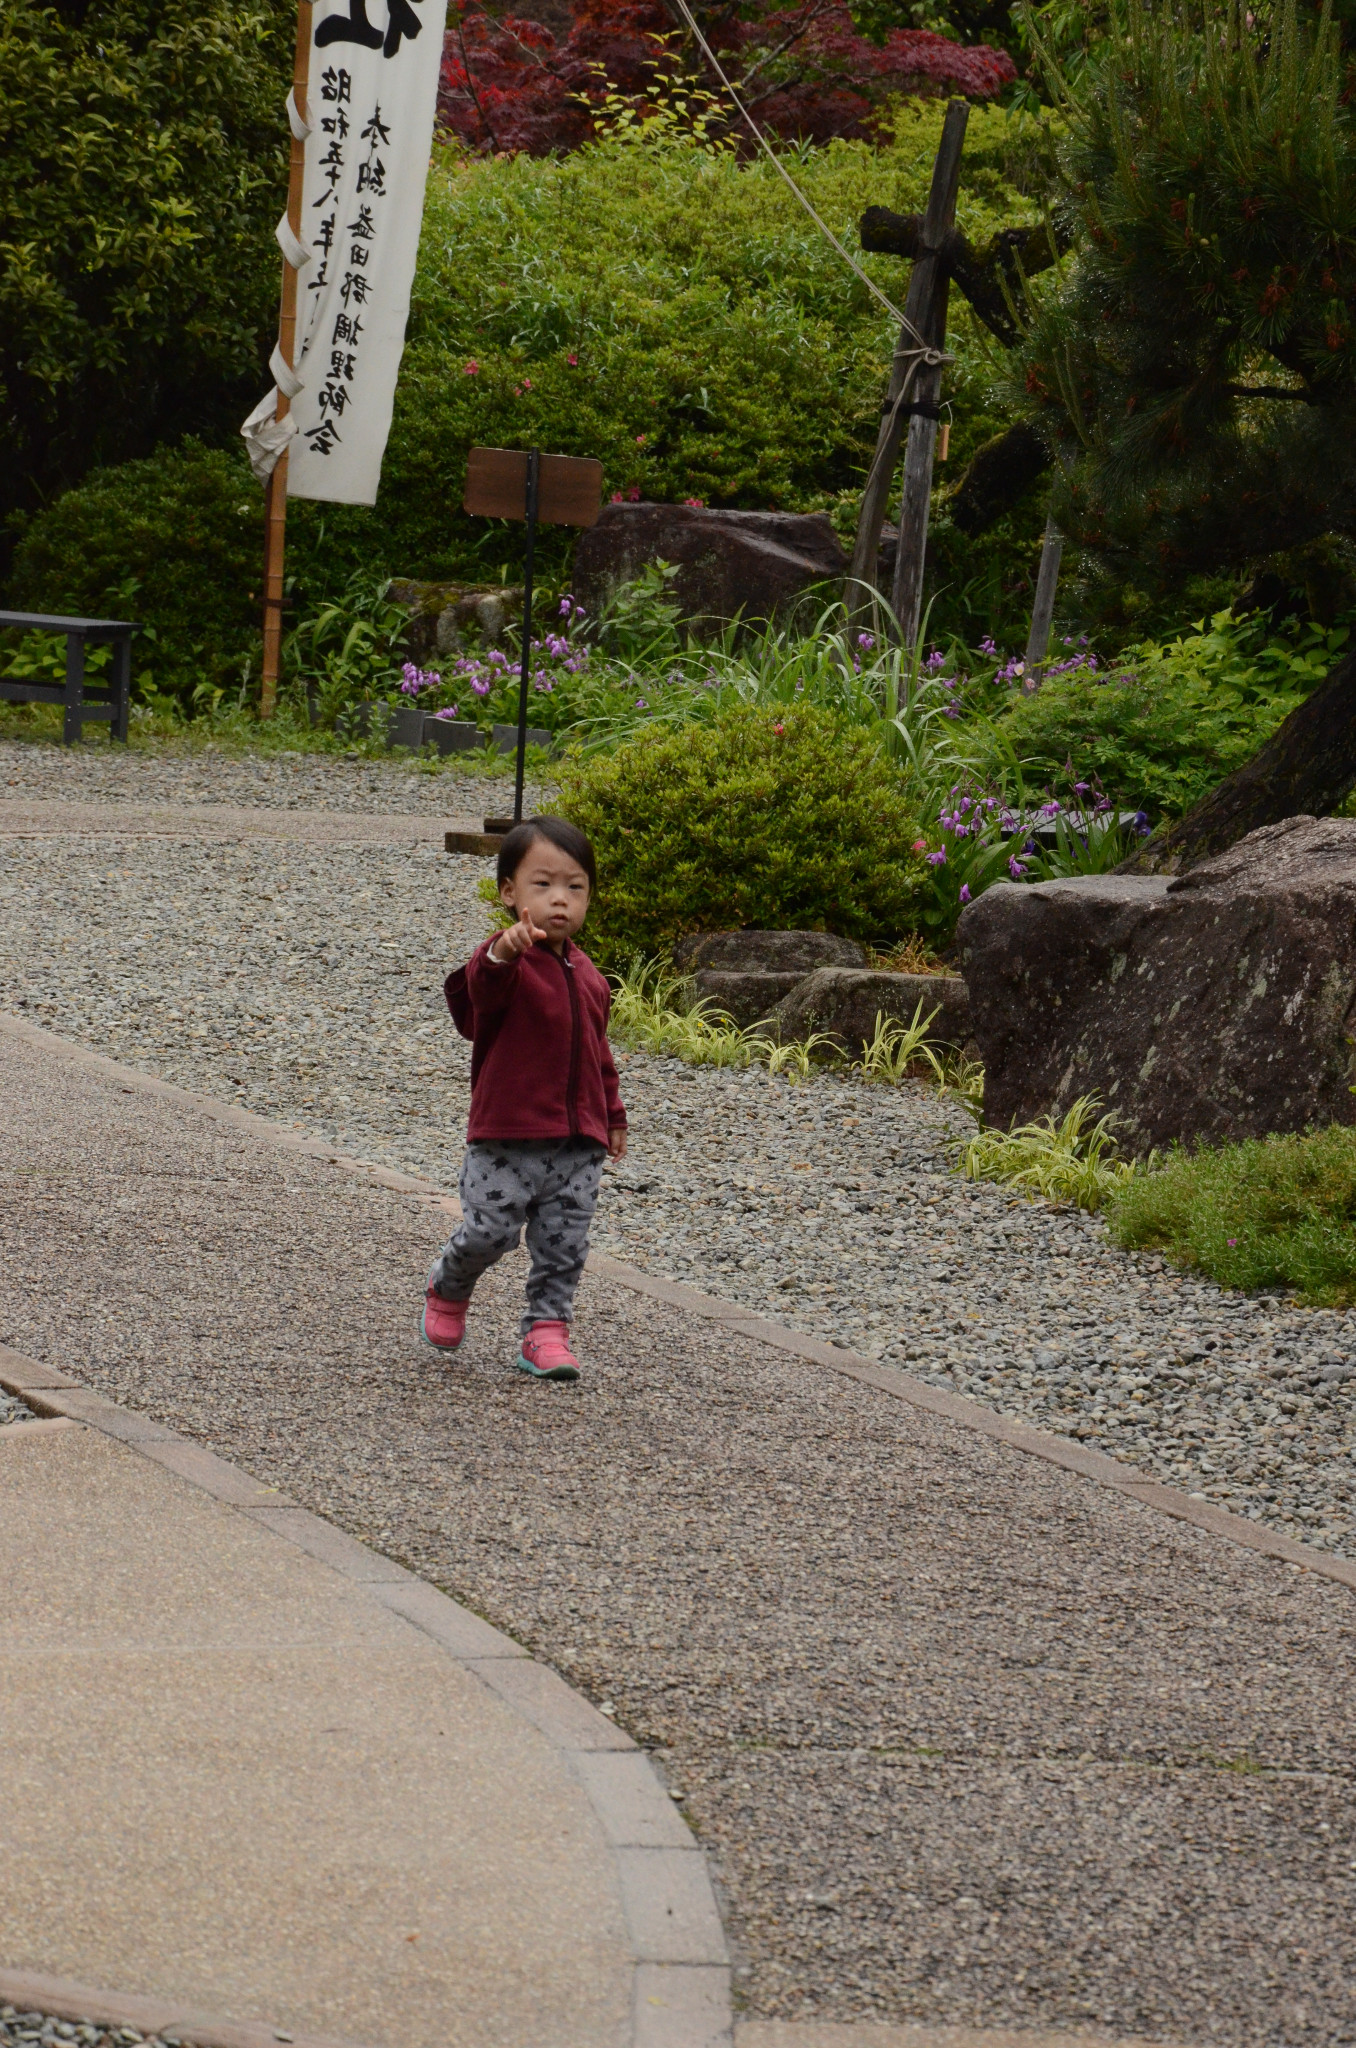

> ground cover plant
[1108,1123,1356,1307]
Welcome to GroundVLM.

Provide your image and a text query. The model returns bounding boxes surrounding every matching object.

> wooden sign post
[463,447,603,823]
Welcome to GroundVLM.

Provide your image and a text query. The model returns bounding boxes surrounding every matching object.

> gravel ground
[0,2015,173,2048]
[1,1025,1353,2046]
[2,746,1354,1561]
[0,735,544,818]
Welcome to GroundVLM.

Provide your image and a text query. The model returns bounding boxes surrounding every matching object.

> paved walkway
[1,1019,1353,2048]
[0,1417,646,2048]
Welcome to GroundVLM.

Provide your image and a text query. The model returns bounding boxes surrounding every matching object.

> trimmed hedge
[557,702,930,970]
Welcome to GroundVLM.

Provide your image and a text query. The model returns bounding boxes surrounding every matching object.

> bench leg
[63,633,85,745]
[111,634,131,742]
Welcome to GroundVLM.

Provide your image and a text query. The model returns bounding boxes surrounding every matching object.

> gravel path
[0,1389,36,1426]
[0,736,543,818]
[1,1024,1353,2046]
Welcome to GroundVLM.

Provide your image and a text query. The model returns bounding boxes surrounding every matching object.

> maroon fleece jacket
[445,935,627,1146]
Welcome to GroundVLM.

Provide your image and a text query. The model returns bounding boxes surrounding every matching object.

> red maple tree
[439,0,1017,155]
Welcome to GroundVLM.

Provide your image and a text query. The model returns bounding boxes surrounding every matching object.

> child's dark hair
[497,815,597,891]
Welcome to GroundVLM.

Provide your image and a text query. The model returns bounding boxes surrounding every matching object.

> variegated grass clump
[957,1096,1139,1211]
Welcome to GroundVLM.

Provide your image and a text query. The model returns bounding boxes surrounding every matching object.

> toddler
[422,815,627,1381]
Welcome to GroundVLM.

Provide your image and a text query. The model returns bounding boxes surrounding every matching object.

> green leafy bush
[1109,1124,1356,1308]
[978,611,1348,819]
[557,701,929,969]
[8,108,1047,646]
[6,440,265,707]
[1,2,288,535]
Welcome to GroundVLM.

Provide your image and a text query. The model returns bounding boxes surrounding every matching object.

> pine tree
[1012,0,1356,605]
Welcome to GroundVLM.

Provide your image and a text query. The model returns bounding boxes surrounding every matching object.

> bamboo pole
[260,2,313,719]
[1023,514,1064,687]
[847,100,968,636]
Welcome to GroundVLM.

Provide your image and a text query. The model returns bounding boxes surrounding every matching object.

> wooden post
[1023,514,1064,687]
[260,2,313,719]
[847,100,968,634]
[889,102,968,648]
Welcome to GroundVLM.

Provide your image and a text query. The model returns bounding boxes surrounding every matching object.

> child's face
[500,839,591,946]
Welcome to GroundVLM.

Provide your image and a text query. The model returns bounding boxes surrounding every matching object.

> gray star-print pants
[429,1136,607,1336]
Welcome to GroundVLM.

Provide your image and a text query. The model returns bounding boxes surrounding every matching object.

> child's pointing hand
[490,909,547,962]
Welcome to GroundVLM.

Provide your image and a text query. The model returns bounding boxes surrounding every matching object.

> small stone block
[134,1439,291,1505]
[243,1504,415,1581]
[40,1390,177,1443]
[615,1847,730,1964]
[445,828,505,856]
[465,1656,636,1751]
[369,1577,528,1659]
[635,1964,733,2048]
[0,1344,82,1390]
[571,1750,696,1848]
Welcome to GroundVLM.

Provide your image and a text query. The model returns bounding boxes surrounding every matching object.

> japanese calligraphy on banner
[242,0,449,505]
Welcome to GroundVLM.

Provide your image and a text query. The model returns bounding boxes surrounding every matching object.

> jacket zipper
[560,946,582,1136]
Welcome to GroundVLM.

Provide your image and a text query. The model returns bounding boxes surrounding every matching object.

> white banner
[242,0,449,505]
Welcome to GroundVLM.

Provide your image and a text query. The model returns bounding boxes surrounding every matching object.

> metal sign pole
[513,448,541,826]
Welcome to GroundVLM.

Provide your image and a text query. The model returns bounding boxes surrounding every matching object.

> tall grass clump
[1108,1124,1356,1305]
[958,1097,1138,1211]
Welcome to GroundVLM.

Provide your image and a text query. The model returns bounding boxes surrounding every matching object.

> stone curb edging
[2,1006,1351,1599]
[0,1967,368,2048]
[0,1347,731,2048]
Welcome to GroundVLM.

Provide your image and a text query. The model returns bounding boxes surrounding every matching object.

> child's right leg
[424,1143,537,1347]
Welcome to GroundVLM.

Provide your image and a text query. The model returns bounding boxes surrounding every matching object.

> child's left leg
[519,1138,606,1366]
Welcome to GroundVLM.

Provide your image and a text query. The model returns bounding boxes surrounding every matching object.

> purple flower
[1009,856,1028,879]
[433,704,461,720]
[979,636,997,656]
[925,649,947,670]
[472,679,490,697]
[857,631,875,649]
[926,849,947,867]
[959,883,971,903]
[635,697,649,709]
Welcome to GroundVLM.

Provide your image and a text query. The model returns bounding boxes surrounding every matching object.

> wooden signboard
[464,448,603,528]
[463,446,604,828]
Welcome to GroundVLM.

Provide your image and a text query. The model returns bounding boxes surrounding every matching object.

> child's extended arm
[602,1035,627,1159]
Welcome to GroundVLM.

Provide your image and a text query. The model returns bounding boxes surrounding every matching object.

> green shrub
[978,611,1348,819]
[1108,1124,1356,1307]
[7,440,264,708]
[557,701,930,969]
[1,2,288,533]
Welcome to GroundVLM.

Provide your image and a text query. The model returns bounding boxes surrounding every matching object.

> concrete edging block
[614,1848,730,1965]
[571,1751,697,1850]
[0,1969,368,2048]
[466,1654,638,1752]
[636,1964,734,2048]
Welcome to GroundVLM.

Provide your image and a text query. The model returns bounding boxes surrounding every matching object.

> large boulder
[957,816,1356,1152]
[570,503,847,635]
[763,967,973,1055]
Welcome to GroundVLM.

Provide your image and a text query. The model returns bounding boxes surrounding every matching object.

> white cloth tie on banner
[240,389,299,483]
[274,211,311,270]
[270,341,306,399]
[239,0,450,507]
[286,87,314,140]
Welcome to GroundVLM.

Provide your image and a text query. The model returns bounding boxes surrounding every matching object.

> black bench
[0,610,135,744]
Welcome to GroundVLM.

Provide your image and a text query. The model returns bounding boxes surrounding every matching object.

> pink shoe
[422,1288,469,1351]
[516,1320,580,1382]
